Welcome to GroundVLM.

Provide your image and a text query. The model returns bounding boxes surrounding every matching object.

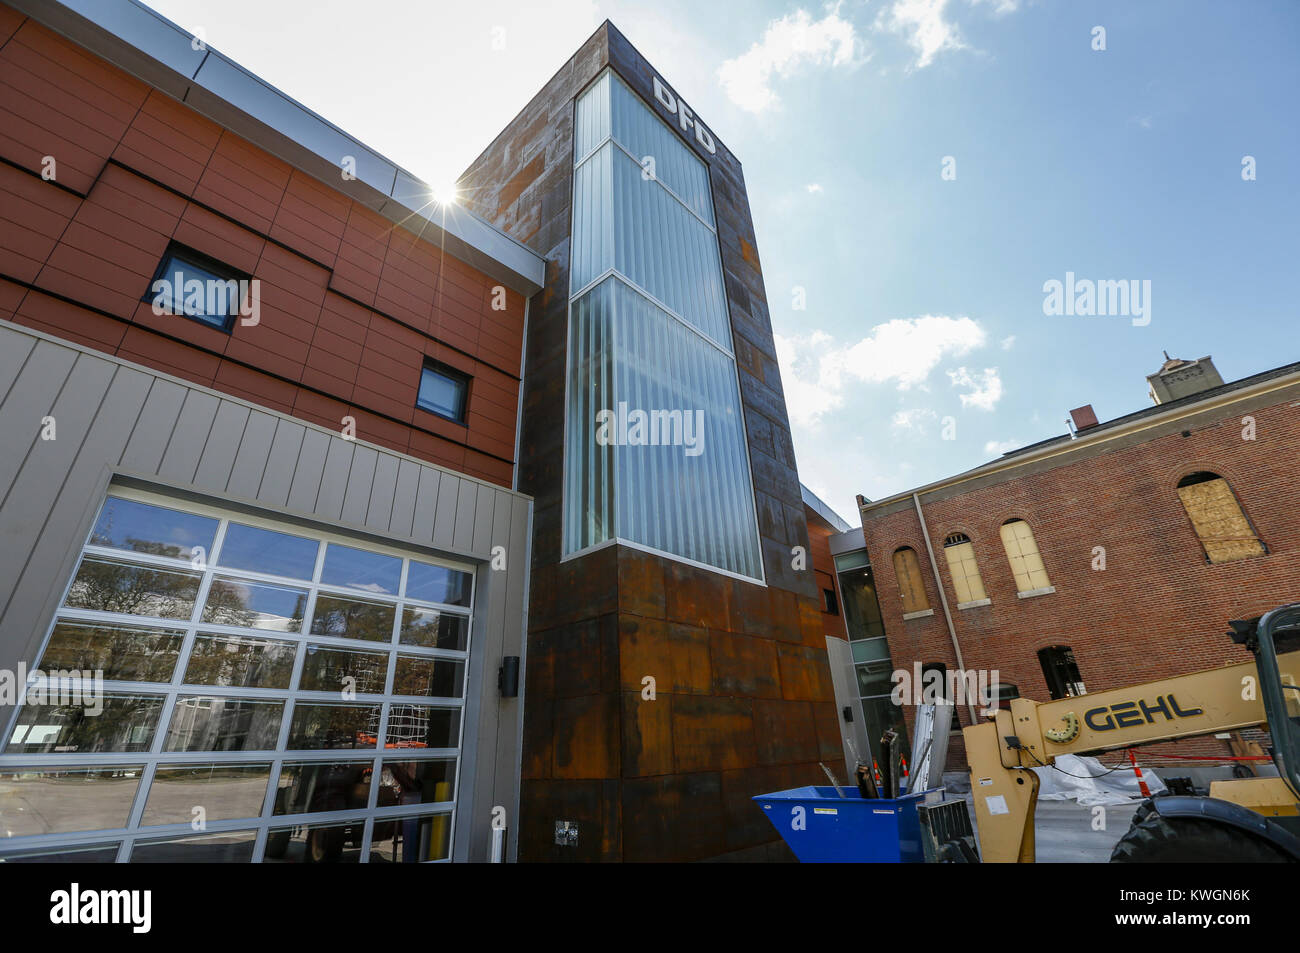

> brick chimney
[1069,404,1100,432]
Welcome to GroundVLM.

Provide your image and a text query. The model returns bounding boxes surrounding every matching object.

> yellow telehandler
[964,602,1300,862]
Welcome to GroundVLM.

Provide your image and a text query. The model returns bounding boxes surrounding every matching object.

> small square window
[144,244,248,333]
[417,362,470,424]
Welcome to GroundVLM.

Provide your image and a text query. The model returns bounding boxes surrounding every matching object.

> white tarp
[1031,754,1167,806]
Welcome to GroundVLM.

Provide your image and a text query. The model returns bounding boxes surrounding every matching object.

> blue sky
[145,0,1300,525]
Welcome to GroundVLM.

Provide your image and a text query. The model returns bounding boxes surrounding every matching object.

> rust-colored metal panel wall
[459,22,839,861]
[0,7,525,487]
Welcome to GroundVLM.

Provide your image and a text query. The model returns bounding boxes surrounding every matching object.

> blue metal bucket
[753,786,928,863]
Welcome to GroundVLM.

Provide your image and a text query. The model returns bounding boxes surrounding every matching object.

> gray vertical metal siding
[0,320,533,863]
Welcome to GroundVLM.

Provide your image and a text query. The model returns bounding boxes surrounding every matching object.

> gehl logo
[1084,693,1204,732]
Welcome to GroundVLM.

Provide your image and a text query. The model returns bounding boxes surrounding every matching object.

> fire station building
[0,0,843,862]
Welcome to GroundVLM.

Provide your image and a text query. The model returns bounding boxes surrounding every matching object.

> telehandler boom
[963,602,1300,862]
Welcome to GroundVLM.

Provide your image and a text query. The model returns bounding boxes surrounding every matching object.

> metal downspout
[912,492,977,724]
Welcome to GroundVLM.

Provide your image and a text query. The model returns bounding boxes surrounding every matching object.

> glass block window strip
[565,68,763,581]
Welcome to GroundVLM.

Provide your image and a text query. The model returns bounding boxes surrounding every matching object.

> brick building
[0,0,841,862]
[852,355,1300,767]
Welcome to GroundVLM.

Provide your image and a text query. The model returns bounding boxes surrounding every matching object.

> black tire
[1110,813,1292,863]
[305,826,344,864]
[1128,798,1157,830]
[264,829,290,859]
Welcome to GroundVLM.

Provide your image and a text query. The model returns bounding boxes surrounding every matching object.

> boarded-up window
[1176,472,1265,564]
[942,533,987,604]
[1000,519,1051,592]
[892,547,929,615]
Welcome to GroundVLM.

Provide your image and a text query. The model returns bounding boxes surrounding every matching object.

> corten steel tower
[460,22,841,861]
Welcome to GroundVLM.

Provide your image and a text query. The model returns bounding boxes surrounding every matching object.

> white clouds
[717,7,861,114]
[983,438,1020,455]
[969,0,1020,14]
[948,366,1003,410]
[1000,334,1016,350]
[874,0,965,69]
[828,315,987,389]
[874,0,1024,69]
[892,408,939,432]
[775,315,987,427]
[774,330,843,429]
[806,183,824,194]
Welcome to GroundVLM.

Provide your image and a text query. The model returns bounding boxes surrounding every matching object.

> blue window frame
[145,243,247,333]
[417,362,470,424]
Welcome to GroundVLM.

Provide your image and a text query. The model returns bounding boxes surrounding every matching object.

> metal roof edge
[800,482,852,533]
[859,360,1300,514]
[12,0,546,296]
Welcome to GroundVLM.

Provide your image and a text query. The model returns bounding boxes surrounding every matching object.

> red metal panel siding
[0,8,523,489]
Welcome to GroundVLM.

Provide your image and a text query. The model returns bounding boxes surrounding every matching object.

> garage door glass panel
[320,544,401,595]
[287,703,381,749]
[129,830,257,862]
[381,759,456,805]
[1,843,121,863]
[393,656,465,698]
[201,577,307,631]
[64,558,201,619]
[368,812,452,863]
[183,634,297,689]
[264,820,364,863]
[163,697,285,752]
[274,760,373,814]
[299,645,390,695]
[217,523,319,580]
[386,705,459,749]
[37,622,184,683]
[141,763,271,825]
[0,765,143,835]
[405,560,472,607]
[88,497,218,558]
[6,694,163,753]
[311,594,395,642]
[399,608,467,650]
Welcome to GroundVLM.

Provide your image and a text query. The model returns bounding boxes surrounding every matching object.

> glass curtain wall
[834,550,908,766]
[564,69,762,581]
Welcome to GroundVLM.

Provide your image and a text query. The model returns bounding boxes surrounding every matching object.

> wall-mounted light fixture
[498,656,520,697]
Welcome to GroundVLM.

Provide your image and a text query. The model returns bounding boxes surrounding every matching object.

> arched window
[1000,518,1051,593]
[942,533,987,605]
[1176,472,1266,564]
[1038,646,1086,699]
[892,547,929,615]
